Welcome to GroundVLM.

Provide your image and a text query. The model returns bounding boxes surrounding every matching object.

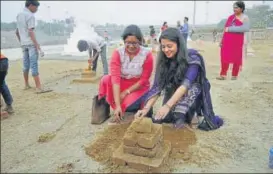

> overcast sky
[1,1,271,25]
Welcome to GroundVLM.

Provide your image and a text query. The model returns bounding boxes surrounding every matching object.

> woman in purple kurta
[135,28,223,131]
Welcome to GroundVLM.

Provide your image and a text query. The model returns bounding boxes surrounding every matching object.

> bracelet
[165,103,172,109]
[143,106,150,110]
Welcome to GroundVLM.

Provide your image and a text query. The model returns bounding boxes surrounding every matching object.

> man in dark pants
[0,53,14,118]
[77,35,108,76]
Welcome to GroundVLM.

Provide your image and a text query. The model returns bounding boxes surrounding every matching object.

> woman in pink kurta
[217,1,250,80]
[98,25,154,123]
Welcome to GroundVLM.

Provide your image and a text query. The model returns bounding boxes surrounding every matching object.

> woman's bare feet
[36,88,53,94]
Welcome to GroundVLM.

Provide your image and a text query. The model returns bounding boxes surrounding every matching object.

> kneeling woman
[135,28,223,131]
[92,25,154,124]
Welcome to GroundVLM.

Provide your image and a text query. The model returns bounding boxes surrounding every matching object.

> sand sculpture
[112,117,171,171]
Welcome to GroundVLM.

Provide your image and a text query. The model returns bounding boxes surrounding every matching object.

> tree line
[1,4,272,36]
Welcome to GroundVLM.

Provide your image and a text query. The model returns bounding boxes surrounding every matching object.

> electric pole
[193,0,196,28]
[205,1,209,24]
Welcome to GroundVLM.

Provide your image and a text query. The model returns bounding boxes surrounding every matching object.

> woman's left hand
[154,105,171,120]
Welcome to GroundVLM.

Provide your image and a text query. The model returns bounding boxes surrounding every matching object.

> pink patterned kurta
[98,46,154,112]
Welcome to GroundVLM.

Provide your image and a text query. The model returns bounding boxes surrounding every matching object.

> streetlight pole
[47,5,52,36]
[193,0,196,28]
[205,1,209,24]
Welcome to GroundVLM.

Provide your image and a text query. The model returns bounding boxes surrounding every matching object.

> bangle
[165,103,172,109]
[143,106,150,110]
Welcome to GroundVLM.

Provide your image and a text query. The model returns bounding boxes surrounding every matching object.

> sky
[1,1,272,25]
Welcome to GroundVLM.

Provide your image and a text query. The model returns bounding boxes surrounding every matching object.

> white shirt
[87,35,106,52]
[16,8,36,46]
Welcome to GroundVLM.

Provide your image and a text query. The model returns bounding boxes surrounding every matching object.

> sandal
[24,85,32,90]
[216,76,226,80]
[36,88,53,94]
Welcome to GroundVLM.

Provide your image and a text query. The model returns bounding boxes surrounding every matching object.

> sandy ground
[1,42,273,173]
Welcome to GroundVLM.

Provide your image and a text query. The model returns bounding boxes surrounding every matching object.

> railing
[95,28,273,44]
[191,29,273,43]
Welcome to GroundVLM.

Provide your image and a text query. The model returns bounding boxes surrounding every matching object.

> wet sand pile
[112,117,171,171]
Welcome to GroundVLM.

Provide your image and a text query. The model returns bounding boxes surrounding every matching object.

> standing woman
[217,1,250,80]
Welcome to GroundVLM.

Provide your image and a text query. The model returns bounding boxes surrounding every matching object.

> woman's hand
[154,104,171,120]
[224,27,229,32]
[120,91,128,101]
[134,107,150,118]
[114,106,123,122]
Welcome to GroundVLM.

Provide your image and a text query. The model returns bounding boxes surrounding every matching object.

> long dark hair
[156,27,188,90]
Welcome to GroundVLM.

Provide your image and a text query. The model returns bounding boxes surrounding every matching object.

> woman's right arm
[110,50,122,108]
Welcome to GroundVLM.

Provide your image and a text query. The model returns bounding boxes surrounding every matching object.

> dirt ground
[1,42,273,173]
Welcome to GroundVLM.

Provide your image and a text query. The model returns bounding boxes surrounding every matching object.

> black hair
[234,1,245,12]
[156,27,189,90]
[163,22,167,26]
[25,0,40,7]
[184,17,189,21]
[77,40,89,52]
[121,24,143,43]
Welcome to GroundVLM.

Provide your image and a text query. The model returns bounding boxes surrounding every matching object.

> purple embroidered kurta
[144,49,223,131]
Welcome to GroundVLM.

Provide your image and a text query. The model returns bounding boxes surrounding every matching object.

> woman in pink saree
[217,1,250,80]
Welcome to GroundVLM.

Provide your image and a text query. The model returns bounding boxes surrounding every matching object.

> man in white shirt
[77,35,108,75]
[16,0,52,94]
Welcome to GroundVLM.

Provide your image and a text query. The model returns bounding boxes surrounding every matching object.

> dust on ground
[1,42,273,173]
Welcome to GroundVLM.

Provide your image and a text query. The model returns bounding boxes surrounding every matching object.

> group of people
[88,23,224,130]
[88,1,249,130]
[1,0,250,132]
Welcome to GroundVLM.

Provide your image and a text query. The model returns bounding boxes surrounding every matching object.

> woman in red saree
[217,1,250,80]
[91,25,154,124]
[161,22,168,32]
